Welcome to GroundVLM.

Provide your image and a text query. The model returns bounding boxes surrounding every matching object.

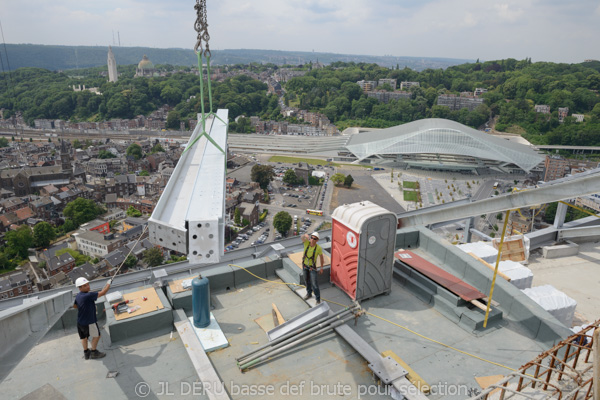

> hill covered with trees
[283,59,600,145]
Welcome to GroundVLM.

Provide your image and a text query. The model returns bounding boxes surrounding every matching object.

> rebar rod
[236,305,357,362]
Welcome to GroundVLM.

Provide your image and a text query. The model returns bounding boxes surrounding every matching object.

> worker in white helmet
[73,277,111,360]
[300,231,325,304]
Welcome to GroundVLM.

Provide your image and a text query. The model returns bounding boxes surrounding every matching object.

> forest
[1,58,600,145]
[283,59,600,145]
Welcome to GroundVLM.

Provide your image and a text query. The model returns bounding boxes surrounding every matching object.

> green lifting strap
[183,53,226,157]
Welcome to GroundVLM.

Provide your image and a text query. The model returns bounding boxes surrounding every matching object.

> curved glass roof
[345,118,544,172]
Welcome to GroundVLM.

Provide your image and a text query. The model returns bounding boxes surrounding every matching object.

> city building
[543,155,569,181]
[400,81,420,90]
[474,88,488,97]
[237,202,259,226]
[378,79,397,90]
[344,118,544,173]
[356,80,377,92]
[534,105,551,114]
[107,46,118,83]
[437,94,484,111]
[46,252,76,277]
[558,107,569,123]
[0,272,33,299]
[135,55,156,78]
[572,114,584,123]
[73,230,123,258]
[367,90,411,103]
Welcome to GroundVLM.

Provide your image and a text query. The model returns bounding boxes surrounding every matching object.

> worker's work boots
[90,350,106,359]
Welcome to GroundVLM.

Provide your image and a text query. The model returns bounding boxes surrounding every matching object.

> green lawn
[403,181,418,189]
[403,191,418,202]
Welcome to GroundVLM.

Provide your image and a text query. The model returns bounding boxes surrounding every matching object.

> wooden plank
[168,276,195,294]
[175,320,230,400]
[254,314,275,333]
[382,350,430,394]
[272,303,285,325]
[467,252,511,282]
[395,250,485,301]
[113,287,164,321]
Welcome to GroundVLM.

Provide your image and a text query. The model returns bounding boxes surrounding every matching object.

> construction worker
[301,231,325,304]
[74,277,110,360]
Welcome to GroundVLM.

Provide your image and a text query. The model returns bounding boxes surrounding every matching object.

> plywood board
[254,314,276,333]
[113,287,164,321]
[493,238,526,261]
[272,303,285,325]
[169,276,195,294]
[288,250,331,270]
[475,375,504,396]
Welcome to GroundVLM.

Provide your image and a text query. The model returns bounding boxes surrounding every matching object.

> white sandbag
[498,260,533,290]
[456,242,497,264]
[522,285,577,327]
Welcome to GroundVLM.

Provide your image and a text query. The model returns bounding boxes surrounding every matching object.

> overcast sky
[1,0,598,64]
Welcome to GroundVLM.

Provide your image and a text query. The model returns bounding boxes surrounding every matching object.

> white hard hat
[311,232,320,240]
[75,277,89,287]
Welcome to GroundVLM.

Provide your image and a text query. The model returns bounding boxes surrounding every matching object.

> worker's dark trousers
[303,268,320,301]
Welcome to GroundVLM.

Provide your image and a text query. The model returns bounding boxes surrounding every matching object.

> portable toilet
[330,201,397,301]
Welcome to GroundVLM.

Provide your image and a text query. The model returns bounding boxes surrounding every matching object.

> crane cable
[228,263,518,373]
[183,0,226,159]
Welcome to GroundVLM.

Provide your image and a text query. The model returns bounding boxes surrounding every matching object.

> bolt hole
[159,238,163,242]
[205,223,210,228]
[209,250,214,254]
[172,242,176,247]
[208,234,213,239]
[193,251,198,255]
[197,223,202,228]
[193,234,197,239]
[226,286,230,291]
[206,254,211,258]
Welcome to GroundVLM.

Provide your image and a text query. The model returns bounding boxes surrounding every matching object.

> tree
[166,110,181,129]
[143,247,164,267]
[234,207,241,225]
[331,173,346,186]
[0,137,9,147]
[150,143,165,153]
[33,222,56,248]
[344,174,354,188]
[63,198,105,226]
[283,169,301,185]
[123,255,138,270]
[126,206,142,217]
[56,248,89,266]
[126,143,143,160]
[251,165,275,189]
[139,170,150,177]
[273,211,292,235]
[5,226,33,259]
[98,150,116,159]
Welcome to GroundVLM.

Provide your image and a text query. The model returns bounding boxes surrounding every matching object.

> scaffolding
[471,320,599,400]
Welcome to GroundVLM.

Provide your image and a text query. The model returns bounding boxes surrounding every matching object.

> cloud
[494,3,524,22]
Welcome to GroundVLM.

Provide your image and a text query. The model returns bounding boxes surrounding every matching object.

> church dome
[138,55,154,70]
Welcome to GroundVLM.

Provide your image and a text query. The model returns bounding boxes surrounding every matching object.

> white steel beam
[148,110,228,264]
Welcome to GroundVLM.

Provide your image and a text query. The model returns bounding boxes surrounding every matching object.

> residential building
[294,162,312,184]
[558,107,569,123]
[543,155,569,182]
[237,202,259,226]
[474,88,488,97]
[356,80,377,92]
[534,105,551,114]
[572,114,584,123]
[73,230,123,258]
[367,90,411,103]
[378,79,397,90]
[47,252,76,277]
[0,272,34,299]
[400,81,420,90]
[437,94,484,111]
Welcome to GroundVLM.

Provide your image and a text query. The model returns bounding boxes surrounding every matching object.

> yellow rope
[228,263,518,372]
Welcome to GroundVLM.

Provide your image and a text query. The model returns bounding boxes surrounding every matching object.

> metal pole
[484,209,511,328]
[593,328,599,400]
[236,305,356,362]
[237,309,357,365]
[239,314,357,370]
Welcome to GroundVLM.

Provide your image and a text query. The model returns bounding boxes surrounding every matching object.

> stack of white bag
[522,285,577,327]
[497,260,533,290]
[456,242,497,264]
